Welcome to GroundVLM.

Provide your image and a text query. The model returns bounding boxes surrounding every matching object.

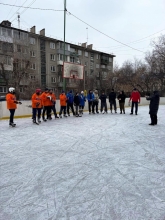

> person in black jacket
[74,92,80,117]
[109,89,117,113]
[99,91,107,113]
[146,91,160,125]
[117,91,126,114]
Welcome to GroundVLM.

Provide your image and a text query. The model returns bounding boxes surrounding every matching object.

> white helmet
[9,87,15,93]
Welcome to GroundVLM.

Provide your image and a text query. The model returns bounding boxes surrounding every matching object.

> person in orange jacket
[6,87,22,127]
[31,88,42,124]
[59,91,67,118]
[49,89,59,119]
[41,88,52,121]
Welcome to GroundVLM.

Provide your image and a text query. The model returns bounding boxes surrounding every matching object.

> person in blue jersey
[79,91,86,116]
[87,90,94,114]
[66,90,75,116]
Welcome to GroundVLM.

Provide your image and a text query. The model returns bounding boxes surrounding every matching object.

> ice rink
[0,105,165,220]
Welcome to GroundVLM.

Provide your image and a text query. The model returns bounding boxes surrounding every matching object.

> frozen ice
[0,105,165,220]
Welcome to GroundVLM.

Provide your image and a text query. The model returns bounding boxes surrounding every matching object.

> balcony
[57,49,70,56]
[57,60,63,65]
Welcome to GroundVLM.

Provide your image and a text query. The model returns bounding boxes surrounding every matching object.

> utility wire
[0,2,63,11]
[9,0,29,20]
[67,11,145,53]
[19,0,37,15]
[6,0,18,19]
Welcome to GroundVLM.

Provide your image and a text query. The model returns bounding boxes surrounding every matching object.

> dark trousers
[110,101,116,111]
[75,105,79,115]
[79,105,84,114]
[119,102,125,113]
[59,106,66,115]
[150,114,157,125]
[88,101,93,113]
[51,105,57,117]
[92,101,99,113]
[9,109,15,124]
[101,103,107,112]
[33,108,41,121]
[42,106,48,119]
[131,101,138,114]
[67,103,75,115]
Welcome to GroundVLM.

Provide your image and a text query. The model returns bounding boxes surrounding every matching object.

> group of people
[5,87,160,127]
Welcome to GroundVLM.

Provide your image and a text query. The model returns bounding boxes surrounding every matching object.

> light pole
[83,65,86,91]
[63,0,66,91]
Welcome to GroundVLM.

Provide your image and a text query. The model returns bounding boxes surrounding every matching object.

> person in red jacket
[6,87,22,127]
[129,88,140,115]
[41,88,51,121]
[31,88,42,124]
[49,89,59,119]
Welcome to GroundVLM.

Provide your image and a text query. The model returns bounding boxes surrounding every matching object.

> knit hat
[81,91,84,94]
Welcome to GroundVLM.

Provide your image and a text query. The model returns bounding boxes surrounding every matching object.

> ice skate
[33,120,39,125]
[102,111,105,114]
[64,115,67,117]
[9,123,16,127]
[38,118,41,123]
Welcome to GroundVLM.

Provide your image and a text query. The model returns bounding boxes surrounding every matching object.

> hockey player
[49,89,59,119]
[79,91,86,116]
[99,91,107,114]
[59,91,67,118]
[6,87,22,127]
[31,88,42,124]
[41,88,51,121]
[74,92,80,117]
[66,90,75,116]
[87,90,94,114]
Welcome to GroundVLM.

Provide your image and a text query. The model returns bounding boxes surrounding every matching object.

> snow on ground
[0,105,165,220]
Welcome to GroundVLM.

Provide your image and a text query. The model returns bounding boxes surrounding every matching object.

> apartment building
[0,20,115,97]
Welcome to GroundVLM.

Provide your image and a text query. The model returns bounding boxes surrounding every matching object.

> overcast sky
[0,0,165,66]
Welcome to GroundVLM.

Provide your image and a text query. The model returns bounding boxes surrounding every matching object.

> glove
[47,96,51,100]
[36,102,40,107]
[18,101,22,104]
[14,101,19,104]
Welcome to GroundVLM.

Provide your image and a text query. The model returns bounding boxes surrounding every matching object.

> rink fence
[0,97,165,120]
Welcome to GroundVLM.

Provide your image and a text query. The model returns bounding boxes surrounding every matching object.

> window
[109,57,113,62]
[85,61,88,66]
[96,54,100,59]
[30,51,35,57]
[70,48,75,53]
[96,72,100,77]
[58,54,67,61]
[30,63,36,69]
[78,50,82,55]
[51,77,56,83]
[0,86,7,93]
[58,76,61,82]
[96,64,100,69]
[90,70,94,76]
[30,37,35,44]
[90,62,94,70]
[17,45,21,52]
[50,54,55,61]
[4,56,11,65]
[30,75,36,80]
[70,56,75,63]
[91,53,94,61]
[85,51,88,57]
[102,72,107,79]
[51,66,56,72]
[50,42,55,49]
[101,65,106,68]
[107,65,112,70]
[19,87,24,93]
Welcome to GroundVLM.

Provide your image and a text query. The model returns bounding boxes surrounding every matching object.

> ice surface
[0,106,165,220]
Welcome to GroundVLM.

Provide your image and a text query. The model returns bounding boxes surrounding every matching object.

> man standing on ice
[129,88,141,115]
[87,90,94,114]
[32,88,42,124]
[146,91,160,125]
[6,87,22,127]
